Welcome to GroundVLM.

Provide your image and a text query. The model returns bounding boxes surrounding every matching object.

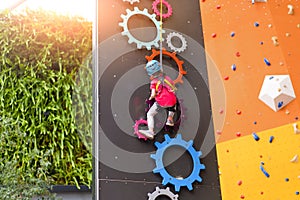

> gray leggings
[147,102,175,132]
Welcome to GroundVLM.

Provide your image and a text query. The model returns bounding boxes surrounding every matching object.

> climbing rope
[159,0,163,68]
[159,0,165,86]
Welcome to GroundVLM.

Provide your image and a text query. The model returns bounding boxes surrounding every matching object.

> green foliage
[0,118,60,200]
[0,162,58,200]
[0,9,93,189]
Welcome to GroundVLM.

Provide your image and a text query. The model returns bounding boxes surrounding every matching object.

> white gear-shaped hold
[122,0,140,4]
[148,187,179,200]
[119,7,165,50]
[166,32,187,53]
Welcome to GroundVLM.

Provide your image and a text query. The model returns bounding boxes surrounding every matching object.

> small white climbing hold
[122,0,140,4]
[287,4,294,15]
[252,0,267,4]
[271,36,279,46]
[293,123,300,134]
[290,154,298,163]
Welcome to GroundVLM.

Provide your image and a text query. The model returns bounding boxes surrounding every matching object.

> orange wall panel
[200,0,300,143]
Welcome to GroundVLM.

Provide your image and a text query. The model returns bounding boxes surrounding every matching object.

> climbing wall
[98,0,221,199]
[200,0,300,199]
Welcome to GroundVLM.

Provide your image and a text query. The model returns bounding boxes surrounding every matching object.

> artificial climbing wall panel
[98,0,221,199]
[200,0,300,199]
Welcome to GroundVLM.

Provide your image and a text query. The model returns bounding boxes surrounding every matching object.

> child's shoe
[139,130,154,140]
[166,117,174,126]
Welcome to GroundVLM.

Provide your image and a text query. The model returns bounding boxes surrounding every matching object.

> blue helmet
[145,60,162,76]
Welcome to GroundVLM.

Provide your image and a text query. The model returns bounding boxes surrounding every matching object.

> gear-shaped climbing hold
[148,187,179,200]
[122,0,140,4]
[119,7,165,50]
[152,0,173,19]
[166,32,187,53]
[133,119,148,141]
[150,134,205,192]
[145,49,186,84]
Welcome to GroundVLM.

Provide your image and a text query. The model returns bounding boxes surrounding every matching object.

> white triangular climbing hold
[258,75,296,112]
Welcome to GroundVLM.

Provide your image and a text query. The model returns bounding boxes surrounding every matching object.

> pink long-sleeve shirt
[150,76,176,107]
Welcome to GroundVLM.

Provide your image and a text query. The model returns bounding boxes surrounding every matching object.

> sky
[0,0,95,21]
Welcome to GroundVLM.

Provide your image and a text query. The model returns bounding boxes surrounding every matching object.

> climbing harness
[155,78,177,92]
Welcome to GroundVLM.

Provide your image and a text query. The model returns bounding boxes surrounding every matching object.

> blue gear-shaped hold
[119,7,165,50]
[150,134,205,192]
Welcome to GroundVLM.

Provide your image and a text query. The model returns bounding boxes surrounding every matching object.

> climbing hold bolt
[252,133,260,141]
[269,136,274,143]
[264,58,271,66]
[231,64,236,71]
[260,164,270,178]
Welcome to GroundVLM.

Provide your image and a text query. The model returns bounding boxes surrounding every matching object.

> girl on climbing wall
[139,60,177,140]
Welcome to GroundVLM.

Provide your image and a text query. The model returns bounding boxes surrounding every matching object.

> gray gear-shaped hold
[148,187,179,200]
[166,32,187,53]
[119,7,165,50]
[122,0,140,4]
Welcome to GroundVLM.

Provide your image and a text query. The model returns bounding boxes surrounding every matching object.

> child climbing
[139,60,177,140]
